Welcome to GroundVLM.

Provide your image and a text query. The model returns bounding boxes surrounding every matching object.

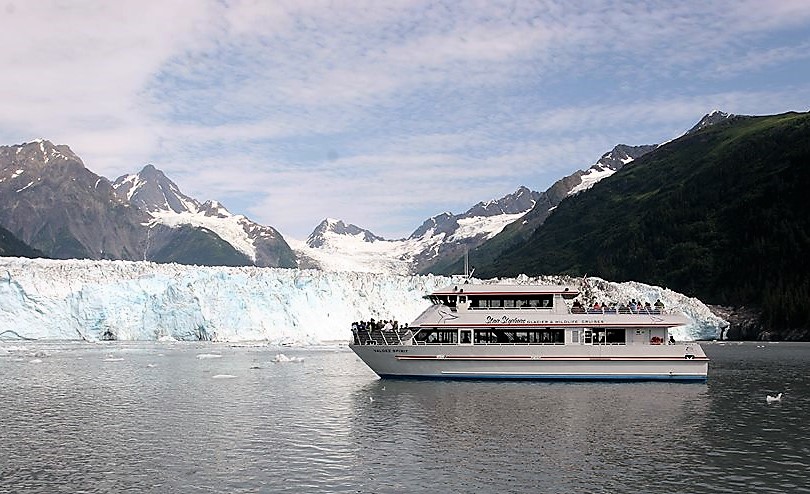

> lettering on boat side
[485,316,605,325]
[372,348,409,353]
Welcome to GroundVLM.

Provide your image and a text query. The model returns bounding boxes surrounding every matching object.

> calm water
[1,341,808,493]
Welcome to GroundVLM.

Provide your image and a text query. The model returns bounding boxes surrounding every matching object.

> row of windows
[470,296,553,309]
[429,295,554,309]
[475,329,563,344]
[412,328,631,345]
[414,328,564,344]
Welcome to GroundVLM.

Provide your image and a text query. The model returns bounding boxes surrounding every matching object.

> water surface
[1,341,808,493]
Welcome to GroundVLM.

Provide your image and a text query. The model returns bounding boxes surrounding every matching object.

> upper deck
[416,283,682,325]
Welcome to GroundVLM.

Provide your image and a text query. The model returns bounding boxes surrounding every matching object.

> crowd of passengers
[571,298,665,314]
[351,319,409,333]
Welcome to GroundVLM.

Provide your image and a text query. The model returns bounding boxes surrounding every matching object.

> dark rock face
[113,164,197,214]
[711,305,810,341]
[595,144,658,170]
[462,186,540,218]
[408,213,458,241]
[0,224,44,258]
[686,110,732,135]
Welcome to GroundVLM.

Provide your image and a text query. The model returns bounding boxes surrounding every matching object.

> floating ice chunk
[29,358,43,364]
[103,357,124,362]
[196,353,222,359]
[271,353,304,363]
[212,374,237,379]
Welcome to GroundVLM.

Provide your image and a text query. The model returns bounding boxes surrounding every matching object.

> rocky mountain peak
[594,144,658,171]
[409,212,458,240]
[113,164,199,214]
[0,139,84,174]
[198,200,232,218]
[687,110,733,135]
[462,186,540,218]
[306,218,383,248]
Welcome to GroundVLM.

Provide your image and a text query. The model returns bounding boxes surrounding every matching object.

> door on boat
[459,329,472,345]
[634,328,650,344]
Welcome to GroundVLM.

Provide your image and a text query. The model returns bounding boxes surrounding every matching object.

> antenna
[464,248,469,277]
[464,248,474,282]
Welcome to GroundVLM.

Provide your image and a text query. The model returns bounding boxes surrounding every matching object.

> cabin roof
[432,284,579,297]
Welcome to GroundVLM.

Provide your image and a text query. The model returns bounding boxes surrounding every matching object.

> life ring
[650,336,663,345]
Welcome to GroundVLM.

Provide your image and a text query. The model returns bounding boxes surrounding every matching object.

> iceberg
[0,258,724,344]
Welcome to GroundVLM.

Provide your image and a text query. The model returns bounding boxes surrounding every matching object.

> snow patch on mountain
[292,208,526,274]
[449,212,527,241]
[149,209,258,262]
[567,166,616,196]
[295,187,540,274]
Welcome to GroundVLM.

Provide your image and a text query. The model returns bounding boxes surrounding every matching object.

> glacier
[0,258,726,344]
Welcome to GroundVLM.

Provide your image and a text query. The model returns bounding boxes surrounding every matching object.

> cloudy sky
[2,1,809,239]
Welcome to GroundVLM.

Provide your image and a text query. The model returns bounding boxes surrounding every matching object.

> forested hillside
[474,112,810,338]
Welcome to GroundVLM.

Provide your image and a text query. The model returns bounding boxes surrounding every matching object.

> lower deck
[351,325,677,348]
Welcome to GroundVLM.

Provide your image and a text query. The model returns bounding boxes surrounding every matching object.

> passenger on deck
[669,335,676,344]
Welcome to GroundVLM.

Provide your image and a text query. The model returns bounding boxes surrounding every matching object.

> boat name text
[485,315,605,325]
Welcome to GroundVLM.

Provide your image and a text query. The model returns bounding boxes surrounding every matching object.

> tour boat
[349,283,708,381]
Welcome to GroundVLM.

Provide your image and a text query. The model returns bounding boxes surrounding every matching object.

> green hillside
[474,112,810,332]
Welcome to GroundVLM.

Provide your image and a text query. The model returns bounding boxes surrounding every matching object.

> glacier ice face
[0,258,725,344]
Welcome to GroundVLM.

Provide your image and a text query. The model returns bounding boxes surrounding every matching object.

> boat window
[605,329,626,344]
[459,295,467,304]
[588,329,626,345]
[473,328,564,344]
[490,299,502,308]
[504,299,515,308]
[413,329,458,344]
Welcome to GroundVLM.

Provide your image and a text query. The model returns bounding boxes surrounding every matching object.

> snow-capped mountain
[0,140,295,267]
[306,218,384,248]
[292,186,541,274]
[0,257,726,342]
[113,165,296,267]
[567,144,658,196]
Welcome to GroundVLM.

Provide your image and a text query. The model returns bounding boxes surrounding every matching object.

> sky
[2,0,810,240]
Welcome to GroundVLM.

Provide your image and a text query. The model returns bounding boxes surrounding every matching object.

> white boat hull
[350,343,708,381]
